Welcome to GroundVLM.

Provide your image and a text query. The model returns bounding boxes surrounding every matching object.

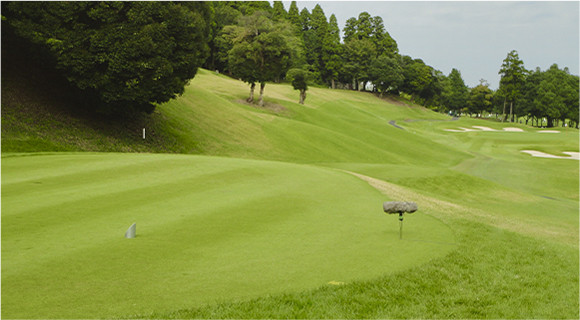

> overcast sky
[281,1,579,90]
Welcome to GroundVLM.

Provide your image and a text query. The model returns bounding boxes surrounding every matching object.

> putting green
[2,153,455,318]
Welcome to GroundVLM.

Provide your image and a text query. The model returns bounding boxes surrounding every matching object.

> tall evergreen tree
[303,4,328,83]
[271,1,287,21]
[444,68,469,112]
[299,7,310,32]
[287,1,301,26]
[370,16,398,57]
[321,14,342,88]
[498,50,527,122]
[343,17,358,41]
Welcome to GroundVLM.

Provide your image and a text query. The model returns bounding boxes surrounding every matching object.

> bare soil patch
[236,99,292,117]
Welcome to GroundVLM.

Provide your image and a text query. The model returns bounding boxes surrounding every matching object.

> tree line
[3,1,578,127]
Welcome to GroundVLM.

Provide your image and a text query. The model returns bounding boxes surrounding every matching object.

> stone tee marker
[383,201,417,239]
[125,223,136,239]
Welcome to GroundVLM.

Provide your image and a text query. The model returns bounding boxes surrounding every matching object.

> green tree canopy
[468,79,494,117]
[342,38,376,91]
[520,64,579,127]
[498,50,527,122]
[272,1,287,22]
[5,1,212,115]
[286,68,313,104]
[400,56,436,103]
[368,55,404,98]
[222,11,299,106]
[343,12,398,57]
[441,68,469,112]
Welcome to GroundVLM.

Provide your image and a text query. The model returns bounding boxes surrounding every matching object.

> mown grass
[2,37,579,319]
[1,153,456,319]
[134,220,578,319]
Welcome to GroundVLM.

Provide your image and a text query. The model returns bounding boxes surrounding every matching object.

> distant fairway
[1,153,455,318]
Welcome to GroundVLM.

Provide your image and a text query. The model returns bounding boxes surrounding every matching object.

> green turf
[1,153,455,318]
[2,69,578,319]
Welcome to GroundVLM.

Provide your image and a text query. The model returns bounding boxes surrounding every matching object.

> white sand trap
[521,150,580,160]
[445,126,523,133]
[538,130,560,133]
[444,127,480,132]
[503,127,524,132]
[458,127,480,131]
[472,126,497,131]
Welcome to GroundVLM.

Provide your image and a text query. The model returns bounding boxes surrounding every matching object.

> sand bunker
[444,126,525,132]
[444,127,481,132]
[472,126,497,131]
[521,150,580,160]
[538,130,560,133]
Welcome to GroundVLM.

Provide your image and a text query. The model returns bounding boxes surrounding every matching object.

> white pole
[143,128,145,139]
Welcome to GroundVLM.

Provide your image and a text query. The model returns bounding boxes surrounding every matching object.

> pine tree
[498,50,527,122]
[321,14,342,88]
[272,1,287,21]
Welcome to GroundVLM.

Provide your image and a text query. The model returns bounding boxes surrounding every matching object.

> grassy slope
[2,49,578,319]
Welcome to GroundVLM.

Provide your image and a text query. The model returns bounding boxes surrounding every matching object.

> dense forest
[3,1,578,127]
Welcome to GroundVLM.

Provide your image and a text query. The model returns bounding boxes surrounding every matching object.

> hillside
[1,28,460,165]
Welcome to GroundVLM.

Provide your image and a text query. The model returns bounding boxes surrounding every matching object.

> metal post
[399,213,403,239]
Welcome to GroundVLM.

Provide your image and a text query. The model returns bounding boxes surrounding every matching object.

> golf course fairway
[2,153,455,318]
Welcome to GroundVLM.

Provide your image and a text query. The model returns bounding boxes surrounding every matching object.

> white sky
[281,1,579,90]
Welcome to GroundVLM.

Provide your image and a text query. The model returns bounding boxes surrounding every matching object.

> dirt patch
[236,99,291,117]
[382,96,414,108]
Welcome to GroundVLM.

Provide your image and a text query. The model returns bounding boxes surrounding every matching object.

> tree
[519,67,546,126]
[223,11,298,106]
[442,68,469,113]
[286,68,312,104]
[468,79,494,117]
[518,64,578,128]
[271,1,287,22]
[498,50,527,122]
[343,12,398,58]
[208,2,242,72]
[400,56,435,103]
[5,1,212,115]
[342,38,376,91]
[370,16,398,57]
[321,14,342,89]
[368,55,404,98]
[302,4,328,83]
[287,1,301,26]
[418,66,443,107]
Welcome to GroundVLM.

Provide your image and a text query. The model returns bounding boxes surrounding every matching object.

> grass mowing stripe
[1,153,455,318]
